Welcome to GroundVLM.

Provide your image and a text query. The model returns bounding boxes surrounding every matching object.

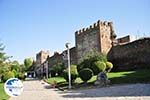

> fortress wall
[62,47,77,65]
[47,47,77,70]
[108,38,150,71]
[75,22,100,63]
[75,20,114,64]
[47,52,63,69]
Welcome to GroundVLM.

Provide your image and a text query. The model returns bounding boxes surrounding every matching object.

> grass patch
[108,69,150,84]
[46,69,150,87]
[0,83,9,100]
[46,77,66,84]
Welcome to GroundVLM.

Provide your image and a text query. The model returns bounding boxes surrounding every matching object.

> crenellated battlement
[75,20,113,36]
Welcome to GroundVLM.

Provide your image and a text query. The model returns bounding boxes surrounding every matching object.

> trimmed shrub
[106,61,113,72]
[106,62,113,69]
[94,61,106,72]
[63,65,78,82]
[2,71,15,82]
[77,52,107,75]
[79,68,93,82]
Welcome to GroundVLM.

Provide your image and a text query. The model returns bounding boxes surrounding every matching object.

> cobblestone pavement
[10,79,150,100]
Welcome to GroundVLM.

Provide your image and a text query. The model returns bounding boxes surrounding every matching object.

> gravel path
[10,79,150,100]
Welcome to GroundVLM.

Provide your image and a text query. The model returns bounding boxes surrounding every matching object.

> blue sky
[0,0,150,63]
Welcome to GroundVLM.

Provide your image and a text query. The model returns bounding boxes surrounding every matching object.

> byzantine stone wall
[75,27,100,63]
[75,20,114,64]
[47,52,63,69]
[117,35,130,45]
[36,50,49,66]
[62,47,77,65]
[100,22,113,54]
[35,51,49,77]
[108,38,150,71]
[47,47,77,69]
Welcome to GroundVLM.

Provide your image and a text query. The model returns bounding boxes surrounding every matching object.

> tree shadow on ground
[59,70,150,98]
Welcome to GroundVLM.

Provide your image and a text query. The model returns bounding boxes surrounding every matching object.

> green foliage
[106,61,113,72]
[94,61,106,72]
[2,71,15,82]
[20,64,26,73]
[24,58,33,71]
[11,61,20,72]
[0,63,9,75]
[12,69,17,77]
[0,83,9,100]
[0,43,6,63]
[0,42,26,81]
[63,65,78,82]
[79,68,93,82]
[17,72,25,80]
[0,42,9,80]
[47,77,66,84]
[77,50,107,75]
[106,62,113,69]
[83,49,107,62]
[49,69,56,77]
[51,62,65,76]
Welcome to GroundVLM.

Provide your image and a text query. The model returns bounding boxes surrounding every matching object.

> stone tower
[36,50,49,66]
[75,20,116,64]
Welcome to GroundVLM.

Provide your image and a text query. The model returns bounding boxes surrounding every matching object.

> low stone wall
[108,38,150,71]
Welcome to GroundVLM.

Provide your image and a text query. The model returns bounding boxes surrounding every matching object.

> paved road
[10,79,150,100]
[9,79,62,100]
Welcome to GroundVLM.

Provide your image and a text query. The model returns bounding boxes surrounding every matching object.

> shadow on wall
[107,38,150,71]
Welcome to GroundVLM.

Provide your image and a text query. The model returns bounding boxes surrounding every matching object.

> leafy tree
[51,62,65,76]
[0,63,10,78]
[20,64,26,73]
[24,58,33,71]
[0,42,25,81]
[12,69,17,77]
[2,71,15,82]
[11,60,20,72]
[0,43,6,63]
[0,42,9,80]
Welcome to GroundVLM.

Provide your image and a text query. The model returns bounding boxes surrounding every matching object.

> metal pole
[46,61,49,79]
[66,43,71,89]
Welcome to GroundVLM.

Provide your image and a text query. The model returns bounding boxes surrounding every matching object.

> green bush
[17,72,25,80]
[63,65,78,82]
[105,61,113,72]
[94,61,106,72]
[79,68,93,82]
[2,71,15,82]
[77,52,107,75]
